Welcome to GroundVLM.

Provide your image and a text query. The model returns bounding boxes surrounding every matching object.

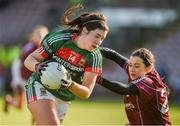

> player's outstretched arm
[100,47,128,68]
[97,76,139,95]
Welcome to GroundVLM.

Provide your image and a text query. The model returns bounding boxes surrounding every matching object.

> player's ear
[145,65,152,73]
[82,27,88,35]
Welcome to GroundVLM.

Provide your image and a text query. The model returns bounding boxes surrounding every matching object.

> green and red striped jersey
[30,29,103,101]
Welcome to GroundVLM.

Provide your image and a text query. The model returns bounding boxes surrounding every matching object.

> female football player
[4,25,48,112]
[97,47,171,125]
[24,5,109,125]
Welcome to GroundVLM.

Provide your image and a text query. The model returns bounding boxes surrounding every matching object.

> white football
[40,61,68,89]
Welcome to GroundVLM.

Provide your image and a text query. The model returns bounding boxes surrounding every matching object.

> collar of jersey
[131,75,146,84]
[72,33,77,43]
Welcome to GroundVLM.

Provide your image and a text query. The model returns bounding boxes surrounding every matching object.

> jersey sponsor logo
[52,55,84,72]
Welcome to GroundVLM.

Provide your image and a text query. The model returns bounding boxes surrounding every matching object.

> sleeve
[99,47,128,68]
[85,49,102,74]
[38,30,74,58]
[99,77,139,95]
[135,79,156,102]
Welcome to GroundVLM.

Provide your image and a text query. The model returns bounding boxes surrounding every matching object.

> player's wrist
[96,74,104,85]
[35,62,40,72]
[68,81,75,88]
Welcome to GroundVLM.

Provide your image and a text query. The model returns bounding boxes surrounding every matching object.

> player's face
[82,28,108,52]
[128,56,148,80]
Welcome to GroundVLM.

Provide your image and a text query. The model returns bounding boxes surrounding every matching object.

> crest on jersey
[40,88,47,96]
[125,102,135,110]
[78,57,86,67]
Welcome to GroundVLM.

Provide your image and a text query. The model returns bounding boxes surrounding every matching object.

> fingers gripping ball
[40,62,69,89]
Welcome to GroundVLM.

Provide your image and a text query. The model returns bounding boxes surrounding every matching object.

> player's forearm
[100,47,128,68]
[100,78,139,95]
[24,54,40,72]
[24,49,45,72]
[68,82,93,99]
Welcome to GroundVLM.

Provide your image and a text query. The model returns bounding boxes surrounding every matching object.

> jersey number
[68,54,76,63]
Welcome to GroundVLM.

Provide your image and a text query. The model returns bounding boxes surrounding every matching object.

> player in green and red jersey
[24,5,109,125]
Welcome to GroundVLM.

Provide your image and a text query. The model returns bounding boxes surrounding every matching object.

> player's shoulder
[91,48,102,56]
[86,48,102,61]
[43,29,77,43]
[50,28,77,37]
[133,75,156,91]
[53,28,78,35]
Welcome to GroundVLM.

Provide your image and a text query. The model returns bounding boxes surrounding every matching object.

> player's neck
[74,36,86,50]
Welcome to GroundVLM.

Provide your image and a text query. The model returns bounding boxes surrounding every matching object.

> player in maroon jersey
[97,47,171,125]
[4,25,48,111]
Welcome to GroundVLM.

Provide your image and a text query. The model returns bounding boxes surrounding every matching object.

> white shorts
[25,80,71,120]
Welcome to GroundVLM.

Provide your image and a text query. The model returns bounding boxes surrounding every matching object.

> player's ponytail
[63,4,109,34]
[63,4,84,27]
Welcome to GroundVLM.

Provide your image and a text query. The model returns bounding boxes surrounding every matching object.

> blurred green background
[0,98,180,125]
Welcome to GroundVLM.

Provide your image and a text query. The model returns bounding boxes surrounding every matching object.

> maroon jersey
[123,64,171,125]
[20,42,37,80]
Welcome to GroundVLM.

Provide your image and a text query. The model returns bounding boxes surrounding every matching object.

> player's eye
[129,64,132,67]
[95,35,100,39]
[134,65,140,68]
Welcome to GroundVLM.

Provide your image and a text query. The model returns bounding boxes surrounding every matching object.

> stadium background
[0,0,180,125]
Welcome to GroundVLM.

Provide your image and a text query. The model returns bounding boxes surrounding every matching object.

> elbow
[81,96,89,100]
[24,57,33,71]
[83,94,90,99]
[80,93,91,100]
[24,58,28,69]
[71,85,92,99]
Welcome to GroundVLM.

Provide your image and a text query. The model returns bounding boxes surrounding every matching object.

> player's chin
[88,48,95,52]
[88,45,98,52]
[130,75,138,80]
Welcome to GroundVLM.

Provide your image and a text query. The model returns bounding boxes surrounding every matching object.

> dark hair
[63,4,109,34]
[131,48,155,67]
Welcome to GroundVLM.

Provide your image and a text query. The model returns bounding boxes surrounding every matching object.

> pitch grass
[0,98,180,125]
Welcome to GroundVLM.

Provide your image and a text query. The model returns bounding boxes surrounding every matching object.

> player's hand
[60,72,73,88]
[60,79,74,88]
[96,74,104,85]
[35,61,49,75]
